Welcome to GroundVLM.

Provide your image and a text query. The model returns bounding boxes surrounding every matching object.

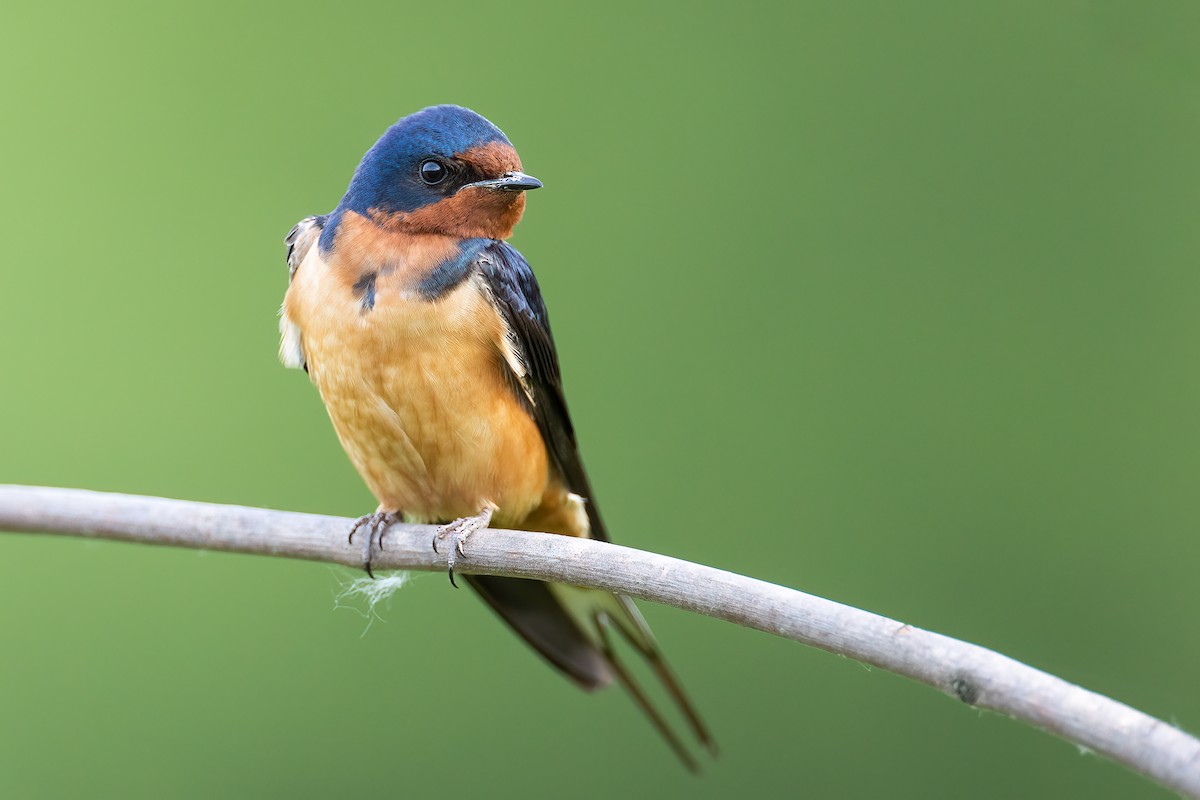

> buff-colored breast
[284,243,552,527]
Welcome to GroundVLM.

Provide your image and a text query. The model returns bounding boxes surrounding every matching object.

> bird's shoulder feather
[279,215,328,370]
[285,215,328,282]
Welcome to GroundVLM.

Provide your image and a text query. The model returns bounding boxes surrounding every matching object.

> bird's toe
[348,511,400,578]
[432,504,496,587]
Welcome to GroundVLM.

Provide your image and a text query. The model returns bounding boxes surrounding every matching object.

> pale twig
[1,484,1197,797]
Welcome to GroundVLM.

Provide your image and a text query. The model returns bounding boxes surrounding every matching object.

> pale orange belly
[297,276,552,526]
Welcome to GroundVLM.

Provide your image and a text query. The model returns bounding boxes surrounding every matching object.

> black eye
[420,159,448,185]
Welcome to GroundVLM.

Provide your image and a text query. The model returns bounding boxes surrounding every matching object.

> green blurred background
[2,1,1198,797]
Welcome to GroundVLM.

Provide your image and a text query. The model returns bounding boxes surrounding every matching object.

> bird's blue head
[335,105,541,240]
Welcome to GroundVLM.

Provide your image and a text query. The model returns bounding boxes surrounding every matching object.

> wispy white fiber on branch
[1,484,1197,797]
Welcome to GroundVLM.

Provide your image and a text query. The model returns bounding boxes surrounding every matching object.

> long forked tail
[593,594,718,771]
[465,575,716,771]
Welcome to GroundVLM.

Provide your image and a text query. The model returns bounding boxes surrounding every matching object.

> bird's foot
[432,503,497,588]
[348,510,401,579]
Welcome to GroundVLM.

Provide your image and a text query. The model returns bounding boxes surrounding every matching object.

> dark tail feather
[465,575,715,769]
[464,575,612,690]
[593,611,701,773]
[602,598,718,759]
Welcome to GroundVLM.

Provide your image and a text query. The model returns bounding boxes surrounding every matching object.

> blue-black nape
[336,105,512,218]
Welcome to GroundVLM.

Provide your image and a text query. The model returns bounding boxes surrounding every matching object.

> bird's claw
[348,511,400,579]
[432,504,496,588]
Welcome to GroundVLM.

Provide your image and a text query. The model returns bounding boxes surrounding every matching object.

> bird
[278,104,714,769]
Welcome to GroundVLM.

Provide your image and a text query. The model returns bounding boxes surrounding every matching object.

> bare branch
[1,484,1197,796]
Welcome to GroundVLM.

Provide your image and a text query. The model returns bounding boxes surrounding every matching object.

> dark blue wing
[477,240,608,542]
[472,243,716,764]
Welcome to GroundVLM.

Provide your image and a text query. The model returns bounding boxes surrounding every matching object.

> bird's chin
[375,187,526,239]
[444,186,527,239]
[474,187,526,238]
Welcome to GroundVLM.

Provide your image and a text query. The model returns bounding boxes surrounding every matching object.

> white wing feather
[278,215,326,370]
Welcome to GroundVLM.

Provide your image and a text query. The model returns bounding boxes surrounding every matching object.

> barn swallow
[279,105,714,768]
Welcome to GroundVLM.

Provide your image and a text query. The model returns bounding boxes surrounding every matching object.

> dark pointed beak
[464,171,543,192]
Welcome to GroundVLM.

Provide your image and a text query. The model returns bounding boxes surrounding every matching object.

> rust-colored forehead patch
[456,141,522,177]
